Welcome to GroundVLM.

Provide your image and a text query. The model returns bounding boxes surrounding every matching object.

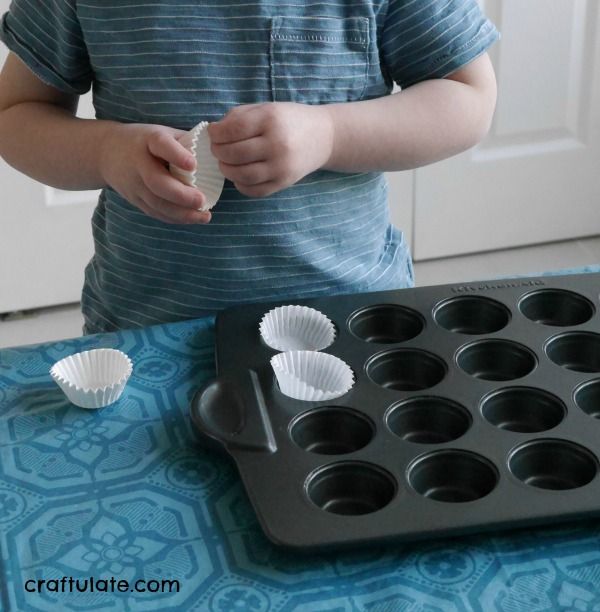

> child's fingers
[211,137,267,166]
[219,160,273,186]
[208,107,263,144]
[132,194,178,225]
[140,187,211,224]
[143,158,205,209]
[234,180,280,199]
[147,130,196,171]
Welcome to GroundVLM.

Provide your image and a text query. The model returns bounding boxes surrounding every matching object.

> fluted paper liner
[271,351,354,401]
[50,348,133,409]
[260,305,335,352]
[170,120,225,211]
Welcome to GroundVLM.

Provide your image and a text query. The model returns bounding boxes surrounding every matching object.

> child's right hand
[99,123,211,224]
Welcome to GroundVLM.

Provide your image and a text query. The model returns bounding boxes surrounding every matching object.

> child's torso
[76,0,412,332]
[79,0,391,127]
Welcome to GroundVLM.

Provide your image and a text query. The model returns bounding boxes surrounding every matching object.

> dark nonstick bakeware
[191,273,600,550]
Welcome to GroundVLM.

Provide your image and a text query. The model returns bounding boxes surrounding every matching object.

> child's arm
[208,54,496,198]
[323,53,497,172]
[0,53,210,224]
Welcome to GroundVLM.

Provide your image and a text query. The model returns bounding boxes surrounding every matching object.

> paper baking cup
[260,305,336,352]
[170,120,224,211]
[50,349,133,409]
[271,351,354,401]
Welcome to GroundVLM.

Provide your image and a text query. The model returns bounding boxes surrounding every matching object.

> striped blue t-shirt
[1,0,498,333]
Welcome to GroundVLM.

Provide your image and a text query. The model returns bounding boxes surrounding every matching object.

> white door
[0,0,96,313]
[413,0,600,260]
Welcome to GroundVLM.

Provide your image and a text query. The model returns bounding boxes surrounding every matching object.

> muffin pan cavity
[457,339,536,381]
[386,397,471,444]
[191,272,600,550]
[408,450,498,503]
[481,387,566,433]
[348,304,424,343]
[366,349,446,391]
[509,439,598,490]
[290,407,374,455]
[519,289,594,326]
[305,462,396,515]
[574,380,600,419]
[545,332,600,373]
[434,296,510,334]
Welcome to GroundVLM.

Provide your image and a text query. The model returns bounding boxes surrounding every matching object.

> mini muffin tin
[190,273,600,550]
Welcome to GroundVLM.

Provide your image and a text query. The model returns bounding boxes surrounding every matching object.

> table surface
[2,266,600,612]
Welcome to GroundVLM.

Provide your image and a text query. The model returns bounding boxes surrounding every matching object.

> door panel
[414,0,600,260]
[0,0,97,312]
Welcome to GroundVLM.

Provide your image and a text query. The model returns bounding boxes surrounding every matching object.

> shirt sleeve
[0,0,92,94]
[380,0,500,89]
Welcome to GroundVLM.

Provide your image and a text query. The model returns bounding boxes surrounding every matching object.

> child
[0,1,498,334]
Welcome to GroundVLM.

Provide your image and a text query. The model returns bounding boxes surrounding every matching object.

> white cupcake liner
[50,348,133,409]
[170,120,224,211]
[260,305,336,352]
[271,351,354,401]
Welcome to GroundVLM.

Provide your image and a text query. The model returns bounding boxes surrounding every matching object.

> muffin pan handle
[190,369,277,453]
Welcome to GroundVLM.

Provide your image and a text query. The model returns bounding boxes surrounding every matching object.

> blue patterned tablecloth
[2,266,600,611]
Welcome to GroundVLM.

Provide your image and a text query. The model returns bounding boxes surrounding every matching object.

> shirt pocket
[270,15,370,104]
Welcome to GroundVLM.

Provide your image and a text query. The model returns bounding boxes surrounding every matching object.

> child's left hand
[207,102,334,198]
